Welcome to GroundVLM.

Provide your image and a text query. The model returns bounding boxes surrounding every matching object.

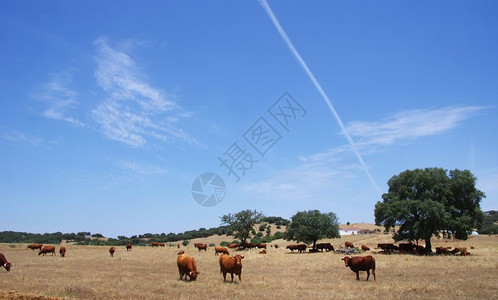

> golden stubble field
[0,233,497,300]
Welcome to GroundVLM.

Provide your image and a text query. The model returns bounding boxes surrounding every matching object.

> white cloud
[1,131,51,148]
[302,106,487,163]
[345,106,486,146]
[117,160,167,175]
[92,37,201,148]
[35,73,84,127]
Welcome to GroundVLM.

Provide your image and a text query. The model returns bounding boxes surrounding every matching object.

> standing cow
[219,254,244,282]
[59,246,66,257]
[214,247,229,256]
[126,243,132,251]
[345,241,354,248]
[342,255,376,281]
[0,253,12,272]
[109,247,116,257]
[27,244,43,251]
[38,246,56,256]
[177,254,199,281]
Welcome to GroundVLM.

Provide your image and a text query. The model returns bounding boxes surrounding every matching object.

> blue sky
[1,1,497,237]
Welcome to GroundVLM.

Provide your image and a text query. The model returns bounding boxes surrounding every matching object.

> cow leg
[366,270,370,281]
[372,269,376,281]
[231,272,234,283]
[238,273,241,281]
[222,271,227,281]
[356,272,360,280]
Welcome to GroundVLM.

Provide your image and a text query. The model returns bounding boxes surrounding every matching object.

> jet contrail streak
[258,0,381,194]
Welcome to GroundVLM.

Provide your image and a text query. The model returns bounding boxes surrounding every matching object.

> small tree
[220,209,264,246]
[285,210,340,250]
[266,225,272,236]
[182,240,190,247]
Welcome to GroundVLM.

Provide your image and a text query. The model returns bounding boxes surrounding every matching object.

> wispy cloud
[302,106,487,163]
[1,131,51,148]
[345,106,486,146]
[117,160,167,175]
[92,37,202,148]
[34,73,84,127]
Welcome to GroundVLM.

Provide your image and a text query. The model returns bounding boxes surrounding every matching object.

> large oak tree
[285,210,340,250]
[375,168,485,252]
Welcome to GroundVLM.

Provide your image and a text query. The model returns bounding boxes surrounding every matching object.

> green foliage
[220,241,229,247]
[375,168,485,251]
[259,224,267,232]
[285,210,340,248]
[478,211,498,234]
[276,224,281,229]
[220,209,264,246]
[182,240,190,247]
[209,243,215,247]
[262,216,290,225]
[266,225,271,236]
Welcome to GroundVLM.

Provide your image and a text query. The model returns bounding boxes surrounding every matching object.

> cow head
[341,256,351,267]
[233,254,244,266]
[3,262,11,272]
[188,271,200,281]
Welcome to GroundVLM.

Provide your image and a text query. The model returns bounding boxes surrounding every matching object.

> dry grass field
[0,232,497,299]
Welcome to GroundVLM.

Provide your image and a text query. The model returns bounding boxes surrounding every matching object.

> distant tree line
[478,211,498,234]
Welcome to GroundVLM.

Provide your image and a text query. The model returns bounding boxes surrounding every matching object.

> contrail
[258,0,381,194]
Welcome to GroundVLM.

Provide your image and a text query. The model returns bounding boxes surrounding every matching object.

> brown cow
[345,241,354,248]
[27,244,43,251]
[228,244,240,249]
[377,243,399,252]
[38,245,56,256]
[259,250,266,254]
[398,242,416,253]
[219,254,244,282]
[361,245,370,251]
[59,246,66,257]
[197,244,208,251]
[109,247,116,257]
[177,254,199,281]
[286,244,307,253]
[316,243,335,252]
[0,253,12,272]
[159,243,165,247]
[257,243,267,249]
[215,247,229,256]
[151,242,160,247]
[274,244,279,249]
[177,250,185,255]
[342,255,376,281]
[126,243,132,251]
[177,243,181,249]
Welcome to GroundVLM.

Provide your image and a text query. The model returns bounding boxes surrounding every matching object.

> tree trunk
[425,238,432,253]
[312,240,316,250]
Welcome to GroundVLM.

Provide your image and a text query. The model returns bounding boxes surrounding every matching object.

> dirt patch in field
[0,291,63,300]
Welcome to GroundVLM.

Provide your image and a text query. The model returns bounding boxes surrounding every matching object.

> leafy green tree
[375,168,485,252]
[220,209,264,246]
[478,211,498,234]
[266,225,272,236]
[182,240,190,247]
[259,224,267,232]
[285,210,340,250]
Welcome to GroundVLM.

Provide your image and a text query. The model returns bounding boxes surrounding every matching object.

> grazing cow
[219,254,244,282]
[361,245,370,251]
[316,243,335,252]
[193,243,203,249]
[177,254,199,281]
[27,244,43,251]
[151,242,160,247]
[376,243,399,252]
[470,246,475,250]
[177,244,181,249]
[215,247,229,256]
[228,244,240,249]
[59,246,66,257]
[0,253,12,272]
[345,241,354,248]
[197,244,208,251]
[159,243,165,247]
[243,243,257,249]
[398,242,416,253]
[286,244,307,253]
[178,250,185,255]
[257,243,267,249]
[259,250,266,254]
[109,247,116,257]
[38,245,56,256]
[342,255,376,281]
[126,243,132,251]
[274,244,279,249]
